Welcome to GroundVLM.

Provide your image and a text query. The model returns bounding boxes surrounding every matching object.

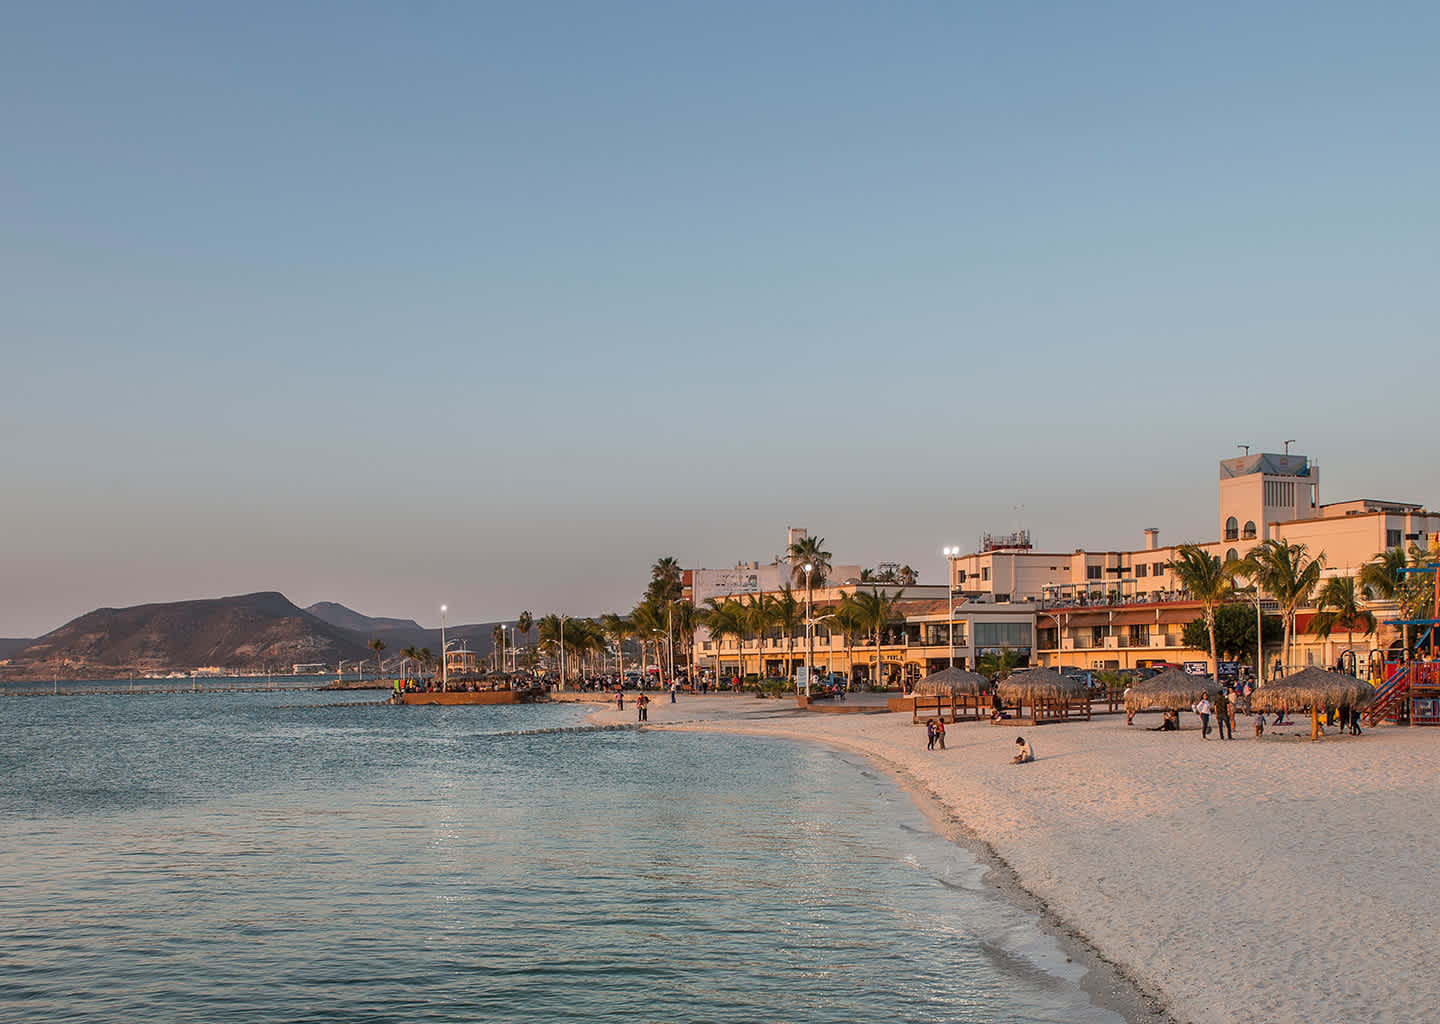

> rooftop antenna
[1283,439,1296,455]
[1237,444,1250,455]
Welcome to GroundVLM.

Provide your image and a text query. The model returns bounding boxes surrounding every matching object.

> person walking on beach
[616,689,624,711]
[669,680,677,703]
[1195,695,1213,740]
[636,693,649,723]
[1012,736,1034,764]
[926,718,938,750]
[935,717,946,750]
[1214,688,1232,740]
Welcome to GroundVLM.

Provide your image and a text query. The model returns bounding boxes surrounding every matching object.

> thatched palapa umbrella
[1249,667,1374,740]
[1124,668,1217,714]
[913,666,991,696]
[997,668,1086,704]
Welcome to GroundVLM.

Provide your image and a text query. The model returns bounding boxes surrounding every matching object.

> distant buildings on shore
[682,450,1439,684]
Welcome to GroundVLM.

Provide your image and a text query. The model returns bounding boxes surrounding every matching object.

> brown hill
[0,592,376,681]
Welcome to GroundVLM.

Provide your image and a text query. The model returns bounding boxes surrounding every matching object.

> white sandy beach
[587,693,1438,1024]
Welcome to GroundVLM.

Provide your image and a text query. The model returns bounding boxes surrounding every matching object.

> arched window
[1225,548,1239,563]
[1224,516,1239,541]
[1243,521,1256,539]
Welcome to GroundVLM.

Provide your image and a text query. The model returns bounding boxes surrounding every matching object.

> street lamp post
[497,623,506,674]
[440,604,448,691]
[943,546,961,669]
[803,562,814,696]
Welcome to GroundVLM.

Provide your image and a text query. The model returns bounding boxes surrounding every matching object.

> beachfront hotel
[684,451,1440,683]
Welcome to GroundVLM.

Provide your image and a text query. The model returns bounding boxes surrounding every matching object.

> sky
[3,2,1438,637]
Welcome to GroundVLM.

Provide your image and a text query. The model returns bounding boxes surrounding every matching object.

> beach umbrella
[1249,667,1374,712]
[1124,668,1218,713]
[997,668,1086,703]
[1250,667,1374,740]
[912,666,992,696]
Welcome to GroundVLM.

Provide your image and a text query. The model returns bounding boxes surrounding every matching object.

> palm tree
[741,592,776,678]
[516,610,534,664]
[977,646,1023,681]
[491,624,506,671]
[841,587,905,689]
[1308,575,1376,662]
[670,599,697,679]
[600,612,633,684]
[1167,544,1233,678]
[629,599,665,682]
[369,637,387,681]
[417,647,434,684]
[788,535,832,589]
[1360,544,1421,654]
[648,556,684,605]
[771,585,803,678]
[1239,539,1325,675]
[400,645,418,682]
[702,597,746,687]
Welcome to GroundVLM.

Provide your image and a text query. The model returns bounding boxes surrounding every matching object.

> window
[1224,516,1239,542]
[975,622,1032,648]
[1243,521,1256,539]
[1226,548,1239,563]
[1153,563,1165,577]
[1086,565,1102,580]
[981,567,990,581]
[1091,625,1107,647]
[1135,563,1148,578]
[1387,529,1403,548]
[1129,624,1150,646]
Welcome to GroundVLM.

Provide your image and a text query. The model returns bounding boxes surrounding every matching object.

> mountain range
[0,593,505,681]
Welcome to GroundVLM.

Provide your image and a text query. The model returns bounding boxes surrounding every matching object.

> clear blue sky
[4,2,1437,637]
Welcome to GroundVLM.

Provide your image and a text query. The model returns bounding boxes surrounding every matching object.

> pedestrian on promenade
[636,693,649,723]
[1195,695,1213,740]
[1214,688,1232,740]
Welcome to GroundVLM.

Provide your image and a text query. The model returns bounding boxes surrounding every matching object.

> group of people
[923,715,1035,764]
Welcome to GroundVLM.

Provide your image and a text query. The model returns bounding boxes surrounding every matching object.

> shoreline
[585,694,1440,1024]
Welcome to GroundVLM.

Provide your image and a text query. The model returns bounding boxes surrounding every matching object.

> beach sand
[588,693,1438,1024]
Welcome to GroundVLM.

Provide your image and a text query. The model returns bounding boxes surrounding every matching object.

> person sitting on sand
[1012,736,1034,764]
[1150,710,1179,731]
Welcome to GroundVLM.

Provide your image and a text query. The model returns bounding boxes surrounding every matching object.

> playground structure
[1366,551,1440,727]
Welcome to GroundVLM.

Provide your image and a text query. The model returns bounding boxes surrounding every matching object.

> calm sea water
[0,691,1125,1023]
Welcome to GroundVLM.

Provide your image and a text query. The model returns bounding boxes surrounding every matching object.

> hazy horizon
[6,4,1438,637]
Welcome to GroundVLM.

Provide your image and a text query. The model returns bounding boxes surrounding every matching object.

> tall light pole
[803,562,814,696]
[497,623,507,674]
[440,604,448,691]
[943,546,961,669]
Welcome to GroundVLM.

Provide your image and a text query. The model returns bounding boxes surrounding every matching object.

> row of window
[1224,517,1258,542]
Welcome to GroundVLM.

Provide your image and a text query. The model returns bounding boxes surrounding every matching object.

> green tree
[369,637,387,681]
[1360,544,1432,654]
[1308,575,1376,657]
[1167,543,1233,678]
[670,599,697,677]
[600,613,633,684]
[701,597,746,687]
[840,587,905,689]
[647,556,684,605]
[1182,603,1284,664]
[1238,539,1325,675]
[771,585,803,678]
[788,536,832,589]
[491,624,506,671]
[977,646,1023,680]
[741,592,776,678]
